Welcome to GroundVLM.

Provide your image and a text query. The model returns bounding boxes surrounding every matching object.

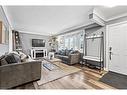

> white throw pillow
[18,51,27,60]
[10,51,20,56]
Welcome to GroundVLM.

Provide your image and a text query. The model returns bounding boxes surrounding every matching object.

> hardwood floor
[14,64,115,89]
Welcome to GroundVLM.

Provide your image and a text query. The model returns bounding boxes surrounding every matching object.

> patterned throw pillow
[12,53,21,63]
[5,53,17,64]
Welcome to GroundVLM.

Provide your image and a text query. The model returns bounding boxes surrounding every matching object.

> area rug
[37,60,81,86]
[100,71,127,89]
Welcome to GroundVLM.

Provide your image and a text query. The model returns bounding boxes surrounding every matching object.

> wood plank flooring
[14,64,115,89]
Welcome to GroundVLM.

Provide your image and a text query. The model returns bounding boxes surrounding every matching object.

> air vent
[89,13,93,19]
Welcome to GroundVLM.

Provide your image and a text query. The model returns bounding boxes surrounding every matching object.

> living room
[1,1,127,92]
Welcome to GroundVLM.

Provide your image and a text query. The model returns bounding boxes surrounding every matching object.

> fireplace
[31,48,47,59]
[36,52,44,57]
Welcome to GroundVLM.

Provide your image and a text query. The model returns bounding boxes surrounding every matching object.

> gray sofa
[0,52,42,89]
[55,49,81,65]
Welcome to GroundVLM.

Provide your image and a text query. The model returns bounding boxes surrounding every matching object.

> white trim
[9,26,13,52]
[93,8,106,22]
[107,20,127,27]
[106,13,127,22]
[57,22,95,35]
[83,56,103,62]
[106,20,127,71]
[105,25,109,71]
[60,29,83,36]
[18,30,51,36]
[1,6,13,29]
[90,13,105,26]
[104,67,108,71]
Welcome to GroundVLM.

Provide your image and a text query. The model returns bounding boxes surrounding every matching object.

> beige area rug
[36,60,81,86]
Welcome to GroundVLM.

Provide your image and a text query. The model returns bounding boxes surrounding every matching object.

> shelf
[86,35,103,39]
[83,56,103,62]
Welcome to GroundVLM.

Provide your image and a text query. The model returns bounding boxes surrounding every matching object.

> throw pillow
[0,55,5,66]
[69,50,75,54]
[10,51,20,56]
[61,50,66,56]
[65,49,68,56]
[66,49,72,56]
[12,53,21,63]
[59,50,62,55]
[19,52,27,60]
[5,53,17,64]
[1,57,8,66]
[18,51,28,62]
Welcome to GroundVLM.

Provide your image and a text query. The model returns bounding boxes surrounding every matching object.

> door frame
[106,20,127,71]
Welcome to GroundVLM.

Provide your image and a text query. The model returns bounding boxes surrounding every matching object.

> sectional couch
[55,49,81,65]
[0,51,41,89]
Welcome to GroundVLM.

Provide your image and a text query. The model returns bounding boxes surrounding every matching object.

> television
[32,39,45,47]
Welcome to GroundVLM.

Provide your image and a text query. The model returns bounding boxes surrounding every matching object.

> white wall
[0,7,10,56]
[0,44,9,56]
[85,26,106,68]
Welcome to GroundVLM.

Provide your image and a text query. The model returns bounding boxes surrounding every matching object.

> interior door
[108,22,127,75]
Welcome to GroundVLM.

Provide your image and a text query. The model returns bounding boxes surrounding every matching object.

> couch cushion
[57,50,61,55]
[62,56,69,63]
[60,50,66,56]
[65,49,72,56]
[69,50,75,54]
[55,55,63,59]
[69,50,79,54]
[62,56,69,59]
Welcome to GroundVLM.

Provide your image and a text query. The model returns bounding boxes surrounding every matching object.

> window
[70,37,73,49]
[64,37,69,49]
[58,30,84,51]
[58,36,64,50]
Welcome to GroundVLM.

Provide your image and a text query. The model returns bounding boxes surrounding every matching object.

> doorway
[106,21,127,75]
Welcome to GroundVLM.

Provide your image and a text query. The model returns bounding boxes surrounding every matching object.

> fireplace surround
[31,48,47,59]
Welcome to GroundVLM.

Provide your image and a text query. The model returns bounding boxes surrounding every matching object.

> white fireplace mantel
[31,48,47,59]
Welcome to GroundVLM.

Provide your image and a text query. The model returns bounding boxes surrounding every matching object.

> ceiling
[5,6,127,36]
[94,6,127,21]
